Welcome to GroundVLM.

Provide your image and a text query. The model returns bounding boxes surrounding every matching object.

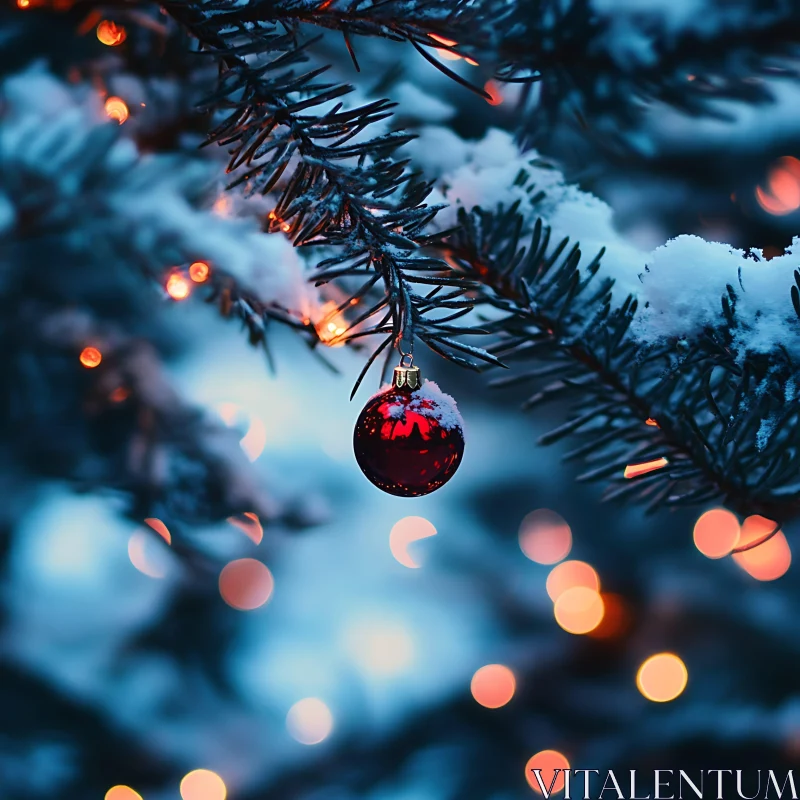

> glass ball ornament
[353,365,465,497]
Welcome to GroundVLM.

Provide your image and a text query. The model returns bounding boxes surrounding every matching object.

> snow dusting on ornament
[354,371,465,497]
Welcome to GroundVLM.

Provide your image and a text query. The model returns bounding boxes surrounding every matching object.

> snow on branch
[414,127,800,521]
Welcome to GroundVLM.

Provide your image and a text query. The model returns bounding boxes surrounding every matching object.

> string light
[166,273,191,300]
[624,457,668,479]
[96,20,127,46]
[189,261,210,282]
[484,80,504,106]
[79,346,102,368]
[636,653,688,702]
[104,96,129,124]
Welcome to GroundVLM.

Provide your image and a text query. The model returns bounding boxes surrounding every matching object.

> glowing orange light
[80,346,102,368]
[287,698,333,745]
[228,512,263,545]
[553,586,604,635]
[645,417,659,427]
[281,222,291,232]
[110,386,129,403]
[732,515,791,581]
[519,509,572,565]
[166,273,191,300]
[179,769,227,800]
[484,80,504,106]
[17,0,31,8]
[315,301,347,347]
[693,508,740,559]
[96,20,127,46]
[105,787,143,800]
[219,558,274,610]
[435,48,462,61]
[756,156,800,216]
[268,211,276,220]
[525,750,570,794]
[429,33,457,46]
[389,516,437,568]
[636,653,688,702]
[471,664,516,709]
[464,56,479,66]
[212,195,231,217]
[144,517,172,545]
[546,560,600,602]
[104,96,129,124]
[189,261,210,282]
[624,457,668,479]
[588,592,630,640]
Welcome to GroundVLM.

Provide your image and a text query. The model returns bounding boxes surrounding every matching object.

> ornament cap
[393,365,421,390]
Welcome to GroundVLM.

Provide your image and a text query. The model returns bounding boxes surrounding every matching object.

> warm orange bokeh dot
[180,769,227,800]
[219,558,274,610]
[105,787,143,800]
[110,386,129,403]
[553,586,604,634]
[471,664,516,709]
[519,509,572,565]
[17,0,31,8]
[166,273,191,300]
[756,156,800,216]
[228,512,263,545]
[636,653,688,702]
[525,750,570,794]
[144,517,172,545]
[733,515,791,581]
[97,20,127,46]
[79,346,102,368]
[105,96,129,124]
[546,560,600,602]
[189,261,210,282]
[693,508,740,559]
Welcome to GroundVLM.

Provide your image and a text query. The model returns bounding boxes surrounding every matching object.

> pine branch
[438,200,800,523]
[159,0,502,384]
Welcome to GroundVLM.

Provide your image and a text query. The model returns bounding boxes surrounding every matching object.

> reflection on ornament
[353,364,464,497]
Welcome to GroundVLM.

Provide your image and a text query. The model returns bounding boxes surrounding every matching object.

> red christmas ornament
[353,362,465,497]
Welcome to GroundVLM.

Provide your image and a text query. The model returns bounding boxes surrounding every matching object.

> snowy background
[1,0,800,797]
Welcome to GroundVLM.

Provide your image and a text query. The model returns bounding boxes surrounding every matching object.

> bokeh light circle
[546,560,600,601]
[519,509,572,565]
[105,787,143,800]
[525,750,570,794]
[287,698,333,745]
[79,346,102,368]
[732,515,791,581]
[219,558,274,610]
[180,769,226,800]
[553,586,604,634]
[471,664,516,708]
[636,653,688,702]
[693,508,740,558]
